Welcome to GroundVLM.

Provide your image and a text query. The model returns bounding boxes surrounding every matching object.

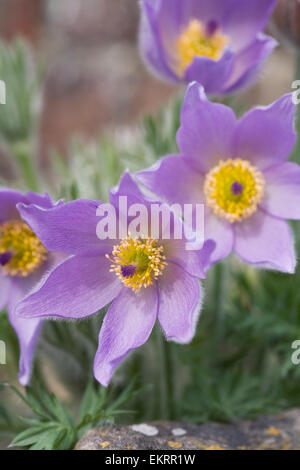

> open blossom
[139,0,277,95]
[16,172,215,386]
[0,190,64,385]
[137,82,300,273]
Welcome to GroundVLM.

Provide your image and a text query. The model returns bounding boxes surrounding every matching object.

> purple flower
[139,0,277,95]
[137,82,300,273]
[0,189,64,385]
[16,172,215,386]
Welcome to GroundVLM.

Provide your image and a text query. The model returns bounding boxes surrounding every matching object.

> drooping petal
[184,48,234,96]
[7,311,42,386]
[177,83,237,173]
[223,0,277,51]
[94,285,158,386]
[224,34,277,94]
[234,210,296,273]
[16,254,122,320]
[6,252,67,385]
[233,94,296,171]
[157,261,202,343]
[18,199,113,256]
[260,163,300,220]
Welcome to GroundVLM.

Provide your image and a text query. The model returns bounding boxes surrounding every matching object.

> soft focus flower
[137,82,300,273]
[139,0,277,95]
[16,172,215,386]
[0,190,64,385]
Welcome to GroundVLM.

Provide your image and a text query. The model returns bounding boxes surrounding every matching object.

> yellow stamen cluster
[0,220,48,277]
[204,159,265,223]
[176,19,228,74]
[107,236,167,293]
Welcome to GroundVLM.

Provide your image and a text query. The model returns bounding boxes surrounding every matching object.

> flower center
[107,236,167,292]
[0,220,48,277]
[176,19,228,74]
[204,159,265,223]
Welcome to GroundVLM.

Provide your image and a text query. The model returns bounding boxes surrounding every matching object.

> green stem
[155,326,176,420]
[213,261,227,337]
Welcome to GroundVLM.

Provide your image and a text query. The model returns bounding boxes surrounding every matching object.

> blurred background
[0,0,296,180]
[1,0,300,451]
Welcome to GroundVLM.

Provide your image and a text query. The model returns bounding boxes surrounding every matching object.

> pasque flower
[16,172,215,386]
[0,190,64,385]
[137,82,300,273]
[139,0,277,95]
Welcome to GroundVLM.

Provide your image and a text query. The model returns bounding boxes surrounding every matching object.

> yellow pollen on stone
[107,236,167,293]
[0,220,48,277]
[204,159,265,223]
[176,19,228,75]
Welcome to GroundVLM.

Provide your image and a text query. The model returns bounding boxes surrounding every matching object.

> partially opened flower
[0,190,64,385]
[16,172,215,386]
[137,82,300,273]
[139,0,277,95]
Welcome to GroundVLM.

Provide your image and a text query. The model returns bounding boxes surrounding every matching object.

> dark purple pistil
[231,181,244,196]
[121,264,136,278]
[206,20,219,37]
[0,251,13,266]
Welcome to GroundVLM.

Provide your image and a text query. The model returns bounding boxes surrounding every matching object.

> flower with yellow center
[176,19,229,75]
[0,220,48,277]
[204,159,265,223]
[107,236,167,293]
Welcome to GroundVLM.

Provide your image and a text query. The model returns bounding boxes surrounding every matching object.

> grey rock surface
[75,408,300,450]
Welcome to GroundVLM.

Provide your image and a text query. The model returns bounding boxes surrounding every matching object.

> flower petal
[8,311,42,386]
[177,83,237,173]
[205,210,234,265]
[260,162,300,220]
[234,94,296,171]
[0,189,28,222]
[94,285,158,386]
[124,168,214,277]
[164,238,215,279]
[0,189,59,223]
[157,261,202,343]
[18,199,113,256]
[224,34,277,94]
[137,154,205,205]
[234,210,296,273]
[16,254,122,319]
[25,192,61,209]
[139,0,179,82]
[223,0,277,51]
[184,48,234,96]
[110,171,150,208]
